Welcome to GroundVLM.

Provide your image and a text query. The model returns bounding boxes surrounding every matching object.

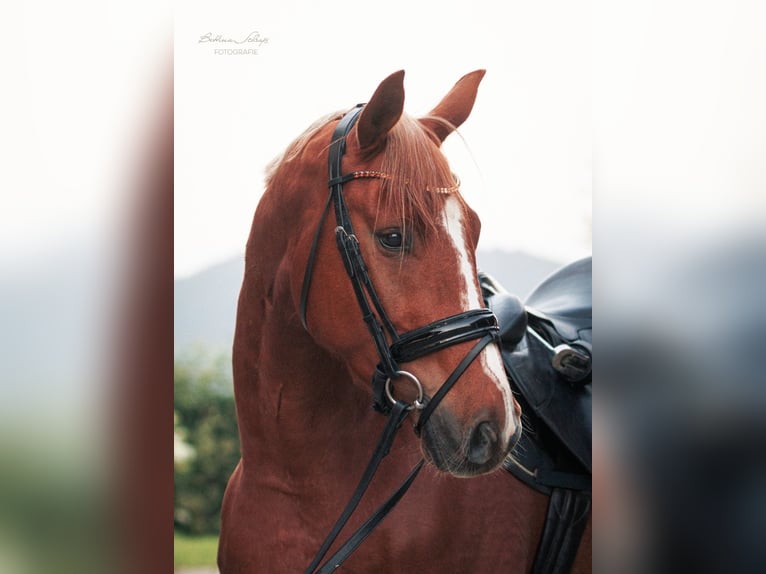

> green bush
[174,350,240,535]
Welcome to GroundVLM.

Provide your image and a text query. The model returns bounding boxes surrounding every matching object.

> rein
[300,105,500,573]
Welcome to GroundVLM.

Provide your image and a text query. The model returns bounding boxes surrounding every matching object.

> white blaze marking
[442,196,515,443]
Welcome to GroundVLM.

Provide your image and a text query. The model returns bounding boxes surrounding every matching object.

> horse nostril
[467,421,499,465]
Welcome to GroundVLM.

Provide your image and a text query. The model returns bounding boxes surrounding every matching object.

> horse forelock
[378,114,461,240]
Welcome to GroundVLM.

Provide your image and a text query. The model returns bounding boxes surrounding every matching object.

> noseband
[300,105,501,573]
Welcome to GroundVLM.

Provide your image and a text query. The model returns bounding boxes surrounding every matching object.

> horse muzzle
[420,406,522,477]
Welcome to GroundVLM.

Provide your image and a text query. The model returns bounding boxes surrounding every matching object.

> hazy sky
[4,1,762,281]
[174,1,592,278]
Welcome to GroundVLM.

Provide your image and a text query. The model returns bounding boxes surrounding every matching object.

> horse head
[261,70,521,477]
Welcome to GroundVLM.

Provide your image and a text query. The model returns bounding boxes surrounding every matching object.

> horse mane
[266,109,462,239]
[264,111,344,183]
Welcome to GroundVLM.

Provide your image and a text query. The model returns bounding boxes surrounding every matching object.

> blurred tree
[174,349,239,535]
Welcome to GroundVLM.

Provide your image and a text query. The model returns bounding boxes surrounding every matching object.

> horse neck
[232,254,382,476]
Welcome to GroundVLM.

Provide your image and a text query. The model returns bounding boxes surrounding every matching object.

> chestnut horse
[219,70,591,573]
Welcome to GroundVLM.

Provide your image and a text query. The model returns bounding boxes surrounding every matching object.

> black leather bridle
[300,104,502,573]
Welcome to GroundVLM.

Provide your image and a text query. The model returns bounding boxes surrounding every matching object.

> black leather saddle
[480,257,592,574]
[481,257,592,490]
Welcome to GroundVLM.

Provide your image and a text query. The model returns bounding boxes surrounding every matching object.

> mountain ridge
[174,250,566,356]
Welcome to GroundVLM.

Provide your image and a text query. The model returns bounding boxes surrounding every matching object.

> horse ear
[355,70,406,153]
[420,69,486,144]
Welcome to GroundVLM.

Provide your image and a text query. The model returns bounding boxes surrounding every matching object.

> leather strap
[391,309,497,364]
[531,488,591,574]
[300,188,337,331]
[334,225,399,376]
[300,105,365,331]
[414,333,496,436]
[314,460,425,574]
[305,401,418,574]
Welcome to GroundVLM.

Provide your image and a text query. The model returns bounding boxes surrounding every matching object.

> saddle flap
[504,333,592,473]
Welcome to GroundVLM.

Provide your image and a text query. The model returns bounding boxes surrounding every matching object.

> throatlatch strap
[299,190,336,330]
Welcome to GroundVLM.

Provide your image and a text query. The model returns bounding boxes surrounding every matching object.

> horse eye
[376,230,407,252]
